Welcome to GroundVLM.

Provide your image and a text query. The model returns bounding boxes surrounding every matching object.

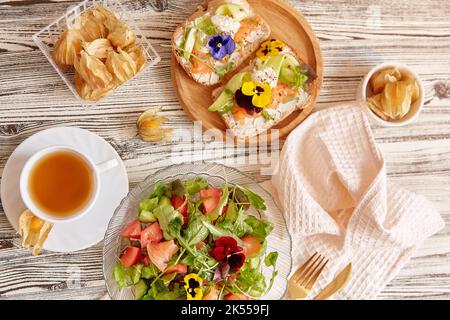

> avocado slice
[263,54,287,77]
[225,71,252,92]
[208,72,252,112]
[209,90,234,112]
[134,279,148,300]
[216,4,248,21]
[182,28,196,60]
[138,210,156,223]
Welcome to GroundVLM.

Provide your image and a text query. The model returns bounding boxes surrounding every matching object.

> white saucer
[0,127,129,252]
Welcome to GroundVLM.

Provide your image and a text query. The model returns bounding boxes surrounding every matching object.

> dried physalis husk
[90,5,119,29]
[107,20,136,49]
[18,210,53,256]
[83,38,113,60]
[75,10,108,42]
[75,71,116,101]
[74,50,113,89]
[381,80,413,120]
[126,45,147,73]
[53,29,83,67]
[137,109,174,142]
[367,94,390,121]
[370,68,402,94]
[106,48,137,84]
[403,76,420,103]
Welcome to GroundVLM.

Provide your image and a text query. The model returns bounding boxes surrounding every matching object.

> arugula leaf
[184,215,209,245]
[245,215,273,242]
[261,110,274,121]
[225,201,239,222]
[237,186,267,210]
[184,177,209,195]
[218,206,252,238]
[202,220,242,244]
[139,197,159,213]
[149,182,166,200]
[264,251,279,294]
[264,251,279,267]
[153,203,184,240]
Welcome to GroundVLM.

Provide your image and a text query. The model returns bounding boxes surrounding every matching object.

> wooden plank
[0,0,449,299]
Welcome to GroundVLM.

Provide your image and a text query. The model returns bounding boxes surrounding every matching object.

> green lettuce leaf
[237,186,267,211]
[113,262,144,289]
[149,181,166,200]
[244,215,273,242]
[153,203,184,240]
[184,177,209,195]
[139,197,159,213]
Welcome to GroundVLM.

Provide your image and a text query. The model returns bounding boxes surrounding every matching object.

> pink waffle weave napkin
[267,104,444,299]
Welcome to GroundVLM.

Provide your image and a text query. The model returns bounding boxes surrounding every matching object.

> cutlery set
[288,252,352,300]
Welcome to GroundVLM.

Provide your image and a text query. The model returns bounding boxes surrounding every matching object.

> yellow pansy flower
[241,81,272,108]
[184,273,203,300]
[256,39,286,61]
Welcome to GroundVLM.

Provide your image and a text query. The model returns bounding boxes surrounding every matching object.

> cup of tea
[19,146,118,224]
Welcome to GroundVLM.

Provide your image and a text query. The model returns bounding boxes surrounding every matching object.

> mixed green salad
[113,177,279,300]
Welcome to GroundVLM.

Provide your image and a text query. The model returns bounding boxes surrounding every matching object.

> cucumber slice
[183,28,196,60]
[193,33,209,54]
[138,210,156,223]
[134,279,148,300]
[216,4,247,21]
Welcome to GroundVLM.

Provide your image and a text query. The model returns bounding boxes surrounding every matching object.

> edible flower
[241,81,272,108]
[256,39,286,61]
[206,34,236,60]
[211,237,245,272]
[184,273,203,300]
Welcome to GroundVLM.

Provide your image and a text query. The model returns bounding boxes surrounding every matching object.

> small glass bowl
[32,0,161,106]
[102,162,292,300]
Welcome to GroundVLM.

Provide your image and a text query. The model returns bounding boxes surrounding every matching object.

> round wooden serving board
[171,0,323,143]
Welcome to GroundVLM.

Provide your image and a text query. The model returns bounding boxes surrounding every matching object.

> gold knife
[313,263,352,300]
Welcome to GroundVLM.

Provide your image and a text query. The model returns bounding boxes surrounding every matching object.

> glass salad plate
[32,0,160,106]
[103,162,292,300]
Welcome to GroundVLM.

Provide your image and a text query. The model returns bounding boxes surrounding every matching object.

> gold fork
[288,252,329,299]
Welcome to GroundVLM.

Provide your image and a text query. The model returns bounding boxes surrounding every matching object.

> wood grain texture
[0,0,450,300]
[172,0,323,143]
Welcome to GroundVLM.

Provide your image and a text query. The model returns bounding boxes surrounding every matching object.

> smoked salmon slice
[147,240,179,272]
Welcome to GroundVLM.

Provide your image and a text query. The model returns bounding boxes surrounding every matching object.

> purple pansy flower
[206,34,236,60]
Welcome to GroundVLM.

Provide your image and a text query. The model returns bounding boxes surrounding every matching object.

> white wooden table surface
[0,0,449,300]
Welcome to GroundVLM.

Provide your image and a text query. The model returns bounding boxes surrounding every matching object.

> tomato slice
[200,188,222,214]
[140,223,163,248]
[120,246,141,268]
[164,263,188,275]
[171,195,188,216]
[241,236,262,258]
[120,220,142,239]
[224,293,250,300]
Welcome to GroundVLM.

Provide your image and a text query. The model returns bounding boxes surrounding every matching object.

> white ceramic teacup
[357,62,425,127]
[20,145,118,224]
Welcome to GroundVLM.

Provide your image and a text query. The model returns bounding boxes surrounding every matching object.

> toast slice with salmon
[172,0,271,86]
[208,39,317,139]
